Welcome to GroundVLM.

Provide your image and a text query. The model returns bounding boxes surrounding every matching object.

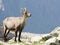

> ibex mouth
[30,14,31,17]
[28,13,32,17]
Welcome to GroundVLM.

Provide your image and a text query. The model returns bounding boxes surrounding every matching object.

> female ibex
[3,8,31,42]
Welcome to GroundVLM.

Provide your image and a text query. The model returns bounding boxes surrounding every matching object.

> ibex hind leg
[3,26,10,42]
[4,28,8,41]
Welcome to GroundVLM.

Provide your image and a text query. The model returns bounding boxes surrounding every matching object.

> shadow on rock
[0,26,15,41]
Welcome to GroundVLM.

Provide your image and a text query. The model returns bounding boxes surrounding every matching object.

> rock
[0,25,60,45]
[21,32,40,39]
[50,27,60,41]
[50,27,60,34]
[0,41,10,45]
[31,36,42,43]
[44,37,59,45]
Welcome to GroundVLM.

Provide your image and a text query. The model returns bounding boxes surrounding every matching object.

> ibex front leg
[15,30,18,42]
[18,30,22,42]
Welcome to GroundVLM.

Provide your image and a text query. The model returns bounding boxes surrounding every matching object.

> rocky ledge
[0,26,60,45]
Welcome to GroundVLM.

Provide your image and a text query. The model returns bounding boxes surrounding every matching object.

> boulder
[44,37,59,45]
[50,27,60,34]
[31,36,42,43]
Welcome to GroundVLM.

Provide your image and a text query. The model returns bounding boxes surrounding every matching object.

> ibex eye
[25,12,27,14]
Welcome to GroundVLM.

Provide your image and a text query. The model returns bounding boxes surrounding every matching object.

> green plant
[41,36,52,41]
[0,43,3,45]
[51,33,58,37]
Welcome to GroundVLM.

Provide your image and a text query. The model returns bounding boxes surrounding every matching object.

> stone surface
[44,37,58,45]
[31,36,42,43]
[0,26,60,45]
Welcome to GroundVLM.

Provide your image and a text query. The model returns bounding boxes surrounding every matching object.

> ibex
[3,8,31,42]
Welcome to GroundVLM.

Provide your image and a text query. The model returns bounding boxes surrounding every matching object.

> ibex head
[21,8,31,18]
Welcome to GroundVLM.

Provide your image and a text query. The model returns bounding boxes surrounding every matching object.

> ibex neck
[22,15,27,22]
[23,15,27,20]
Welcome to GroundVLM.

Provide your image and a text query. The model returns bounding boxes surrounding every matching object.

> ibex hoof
[4,38,8,42]
[14,40,17,42]
[18,40,22,42]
